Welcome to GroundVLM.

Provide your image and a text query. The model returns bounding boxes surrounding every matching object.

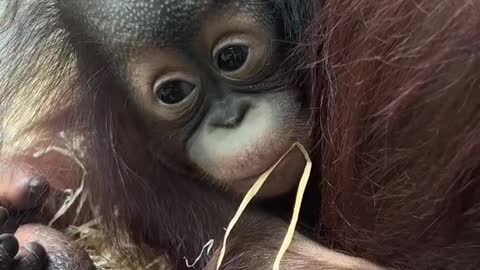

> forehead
[68,0,271,47]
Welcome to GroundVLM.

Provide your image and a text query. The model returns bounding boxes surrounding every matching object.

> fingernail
[27,176,49,206]
[24,242,47,260]
[0,233,19,258]
[15,242,47,269]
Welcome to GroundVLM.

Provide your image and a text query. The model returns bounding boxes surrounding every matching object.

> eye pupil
[217,45,249,72]
[156,80,195,105]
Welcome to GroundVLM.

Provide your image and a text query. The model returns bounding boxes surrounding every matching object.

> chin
[227,141,310,198]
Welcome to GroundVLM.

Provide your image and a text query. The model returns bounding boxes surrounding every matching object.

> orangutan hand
[0,162,96,269]
[0,161,51,233]
[1,210,96,270]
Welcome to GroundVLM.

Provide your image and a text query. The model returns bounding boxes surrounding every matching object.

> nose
[209,97,251,128]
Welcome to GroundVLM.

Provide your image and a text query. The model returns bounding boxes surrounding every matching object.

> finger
[0,234,19,261]
[14,242,47,270]
[0,207,8,227]
[0,246,15,270]
[0,234,17,270]
[16,224,97,270]
[0,172,49,211]
[25,177,50,209]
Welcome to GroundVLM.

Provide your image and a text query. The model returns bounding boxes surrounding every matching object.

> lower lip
[231,156,285,183]
[234,175,259,183]
[229,143,297,184]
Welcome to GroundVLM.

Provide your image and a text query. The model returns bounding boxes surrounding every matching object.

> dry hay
[63,220,170,269]
[33,133,170,269]
[35,133,312,270]
[215,142,311,270]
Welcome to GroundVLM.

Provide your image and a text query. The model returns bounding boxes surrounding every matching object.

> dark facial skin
[63,0,312,198]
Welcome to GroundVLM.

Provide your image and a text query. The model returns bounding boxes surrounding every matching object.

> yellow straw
[216,142,312,270]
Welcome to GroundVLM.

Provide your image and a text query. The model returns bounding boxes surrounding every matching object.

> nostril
[210,99,251,128]
[231,101,250,125]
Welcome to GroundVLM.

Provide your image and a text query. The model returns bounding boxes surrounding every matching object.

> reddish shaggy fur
[310,0,480,268]
[1,0,480,269]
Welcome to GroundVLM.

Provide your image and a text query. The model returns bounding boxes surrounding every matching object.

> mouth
[228,146,290,183]
[235,158,275,178]
[226,170,269,189]
[195,133,312,195]
[227,143,309,195]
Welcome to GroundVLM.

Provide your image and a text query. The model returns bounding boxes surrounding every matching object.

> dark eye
[155,80,196,105]
[217,45,249,72]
